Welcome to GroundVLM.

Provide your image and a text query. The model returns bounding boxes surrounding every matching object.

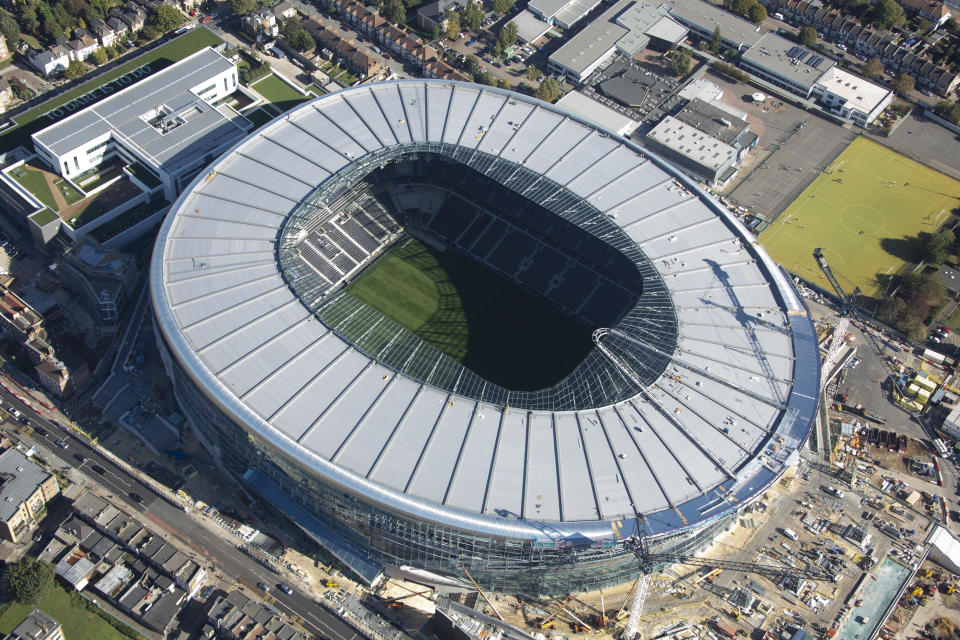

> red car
[201,15,212,22]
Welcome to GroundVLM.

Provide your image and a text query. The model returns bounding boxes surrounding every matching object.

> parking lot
[866,111,960,182]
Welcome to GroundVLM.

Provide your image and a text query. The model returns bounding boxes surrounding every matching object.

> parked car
[92,464,106,475]
[73,453,85,463]
[257,582,270,592]
[278,583,294,595]
[55,439,68,449]
[129,492,144,504]
[201,15,212,22]
[33,427,47,437]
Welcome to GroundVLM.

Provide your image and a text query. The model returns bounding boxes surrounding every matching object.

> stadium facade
[150,80,820,595]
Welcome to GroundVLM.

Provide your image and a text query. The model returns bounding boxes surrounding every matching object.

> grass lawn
[0,584,132,640]
[760,137,960,298]
[945,305,960,332]
[54,177,83,204]
[345,235,594,389]
[9,165,58,210]
[29,208,58,226]
[0,28,223,153]
[251,74,310,112]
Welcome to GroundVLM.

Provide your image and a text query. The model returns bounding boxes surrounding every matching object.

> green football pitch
[760,137,960,298]
[345,235,595,390]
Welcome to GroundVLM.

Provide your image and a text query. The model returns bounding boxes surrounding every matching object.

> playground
[759,137,960,298]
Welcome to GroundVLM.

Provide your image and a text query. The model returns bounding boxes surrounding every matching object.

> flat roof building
[674,98,752,147]
[548,0,687,83]
[32,47,248,203]
[0,447,61,543]
[644,115,739,184]
[4,609,63,640]
[811,66,893,127]
[556,90,640,136]
[509,10,552,43]
[666,0,762,51]
[528,0,603,28]
[739,32,835,98]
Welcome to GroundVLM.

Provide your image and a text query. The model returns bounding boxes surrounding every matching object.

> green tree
[492,39,502,58]
[862,57,883,79]
[430,23,441,41]
[104,44,118,59]
[476,70,494,85]
[799,26,817,46]
[671,47,691,75]
[944,17,958,33]
[149,5,182,32]
[535,76,562,102]
[869,0,906,29]
[385,0,405,24]
[280,16,302,39]
[893,73,914,97]
[462,1,483,31]
[525,65,539,80]
[500,20,517,48]
[915,17,930,31]
[9,557,56,605]
[710,26,721,52]
[919,230,954,264]
[934,100,960,124]
[288,29,314,51]
[496,77,509,89]
[748,2,766,23]
[466,54,479,75]
[493,0,513,14]
[89,46,107,64]
[63,59,86,79]
[445,9,460,39]
[227,0,256,16]
[0,14,20,48]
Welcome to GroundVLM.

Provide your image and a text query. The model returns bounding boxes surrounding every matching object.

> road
[0,382,364,640]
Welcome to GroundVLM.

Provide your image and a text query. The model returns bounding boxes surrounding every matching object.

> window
[195,83,216,97]
[86,139,110,155]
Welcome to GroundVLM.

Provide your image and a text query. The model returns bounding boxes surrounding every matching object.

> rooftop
[509,9,552,43]
[6,609,61,640]
[0,448,52,521]
[674,98,750,145]
[645,114,738,172]
[815,66,892,114]
[741,32,835,90]
[549,0,630,73]
[667,0,763,48]
[153,81,818,542]
[32,47,246,176]
[556,90,639,135]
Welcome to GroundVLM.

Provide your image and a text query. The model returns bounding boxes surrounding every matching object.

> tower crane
[813,248,896,381]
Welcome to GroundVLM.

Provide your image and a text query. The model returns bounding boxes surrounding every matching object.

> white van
[773,12,784,19]
[783,528,799,541]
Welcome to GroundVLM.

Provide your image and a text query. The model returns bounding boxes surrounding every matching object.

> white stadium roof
[152,80,819,541]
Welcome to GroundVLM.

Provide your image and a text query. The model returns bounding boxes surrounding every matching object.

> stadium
[150,80,820,595]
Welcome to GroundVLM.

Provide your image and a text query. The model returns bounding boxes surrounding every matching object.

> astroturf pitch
[759,137,960,298]
[345,235,595,390]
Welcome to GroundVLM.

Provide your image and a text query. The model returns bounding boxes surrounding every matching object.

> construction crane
[619,515,826,640]
[813,248,897,382]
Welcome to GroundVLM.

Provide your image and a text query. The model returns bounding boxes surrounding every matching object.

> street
[1,382,364,640]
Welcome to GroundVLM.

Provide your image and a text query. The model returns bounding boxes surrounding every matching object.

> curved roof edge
[150,80,819,543]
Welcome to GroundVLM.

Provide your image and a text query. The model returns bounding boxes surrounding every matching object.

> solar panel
[786,45,801,58]
[796,51,810,63]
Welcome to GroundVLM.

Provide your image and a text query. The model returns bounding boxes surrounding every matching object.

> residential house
[27,46,70,76]
[0,33,10,60]
[900,0,952,28]
[107,16,129,39]
[0,447,61,543]
[67,30,100,61]
[0,77,12,114]
[417,0,461,30]
[121,7,146,32]
[35,354,91,399]
[88,18,117,47]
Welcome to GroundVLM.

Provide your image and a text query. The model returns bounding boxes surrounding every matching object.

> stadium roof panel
[152,81,817,541]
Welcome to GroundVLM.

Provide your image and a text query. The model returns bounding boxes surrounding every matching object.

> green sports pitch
[345,235,594,390]
[760,137,960,298]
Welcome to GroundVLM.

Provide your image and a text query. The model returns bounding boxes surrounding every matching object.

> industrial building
[739,32,835,98]
[644,115,740,185]
[151,80,819,595]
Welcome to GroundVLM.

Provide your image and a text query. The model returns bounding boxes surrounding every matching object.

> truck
[713,620,738,640]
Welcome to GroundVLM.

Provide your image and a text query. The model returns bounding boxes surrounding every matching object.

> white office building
[812,66,893,127]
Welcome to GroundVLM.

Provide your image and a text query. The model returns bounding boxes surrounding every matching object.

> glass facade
[156,322,740,595]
